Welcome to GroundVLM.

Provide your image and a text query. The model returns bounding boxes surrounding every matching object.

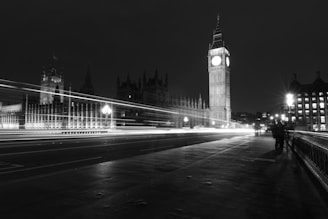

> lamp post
[183,116,189,127]
[286,93,294,122]
[101,104,112,129]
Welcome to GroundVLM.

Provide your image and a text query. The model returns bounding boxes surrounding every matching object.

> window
[298,116,303,121]
[319,97,324,102]
[298,110,303,114]
[313,110,317,115]
[312,103,317,109]
[312,97,316,102]
[298,104,302,108]
[305,110,310,115]
[312,92,316,96]
[304,92,309,96]
[306,116,310,123]
[319,92,324,96]
[297,93,302,97]
[297,98,302,102]
[320,116,326,123]
[305,98,309,102]
[320,102,325,108]
[320,110,325,115]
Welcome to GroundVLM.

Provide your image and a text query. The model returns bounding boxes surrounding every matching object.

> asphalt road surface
[1,133,328,218]
[0,132,245,181]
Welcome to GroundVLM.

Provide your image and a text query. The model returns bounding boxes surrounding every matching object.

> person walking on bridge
[272,119,286,151]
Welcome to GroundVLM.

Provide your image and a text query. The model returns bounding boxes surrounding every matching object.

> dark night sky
[0,0,327,113]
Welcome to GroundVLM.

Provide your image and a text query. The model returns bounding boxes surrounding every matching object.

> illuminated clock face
[226,56,230,67]
[211,56,222,66]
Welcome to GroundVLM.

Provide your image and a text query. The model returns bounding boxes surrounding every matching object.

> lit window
[305,110,310,115]
[297,98,302,102]
[313,110,317,114]
[304,98,309,102]
[319,92,324,96]
[321,116,326,123]
[298,104,302,108]
[298,116,303,120]
[128,94,132,99]
[320,97,324,102]
[320,110,325,115]
[312,97,316,102]
[305,104,309,109]
[304,93,308,96]
[312,92,316,96]
[312,103,317,109]
[320,102,324,108]
[298,110,302,114]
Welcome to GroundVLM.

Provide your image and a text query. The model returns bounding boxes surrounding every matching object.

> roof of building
[290,71,328,94]
[210,14,225,49]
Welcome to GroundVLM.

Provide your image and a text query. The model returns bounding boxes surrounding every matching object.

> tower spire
[80,64,94,95]
[211,13,224,49]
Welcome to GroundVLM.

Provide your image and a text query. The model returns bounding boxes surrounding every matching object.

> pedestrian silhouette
[271,119,285,151]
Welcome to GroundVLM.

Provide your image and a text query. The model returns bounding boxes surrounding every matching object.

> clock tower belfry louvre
[208,14,231,126]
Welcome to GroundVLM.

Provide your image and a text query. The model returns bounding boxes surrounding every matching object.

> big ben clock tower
[208,14,231,126]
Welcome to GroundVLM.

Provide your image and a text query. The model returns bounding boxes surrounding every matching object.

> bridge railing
[288,130,328,191]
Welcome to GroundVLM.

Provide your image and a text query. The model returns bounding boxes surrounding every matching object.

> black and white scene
[1,0,328,218]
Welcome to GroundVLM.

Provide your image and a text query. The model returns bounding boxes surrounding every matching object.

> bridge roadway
[0,132,328,218]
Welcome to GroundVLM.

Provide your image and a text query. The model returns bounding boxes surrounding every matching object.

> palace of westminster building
[0,15,232,129]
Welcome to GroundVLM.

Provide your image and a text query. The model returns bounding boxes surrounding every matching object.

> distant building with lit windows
[288,71,328,131]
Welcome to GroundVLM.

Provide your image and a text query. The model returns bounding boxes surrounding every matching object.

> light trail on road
[0,128,255,143]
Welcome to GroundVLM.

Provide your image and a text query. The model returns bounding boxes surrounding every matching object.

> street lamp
[281,114,286,121]
[101,104,113,129]
[183,116,189,127]
[286,93,294,122]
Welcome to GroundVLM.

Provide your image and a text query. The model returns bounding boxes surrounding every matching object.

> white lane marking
[0,156,101,175]
[0,165,23,171]
[0,162,24,171]
[140,145,174,152]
